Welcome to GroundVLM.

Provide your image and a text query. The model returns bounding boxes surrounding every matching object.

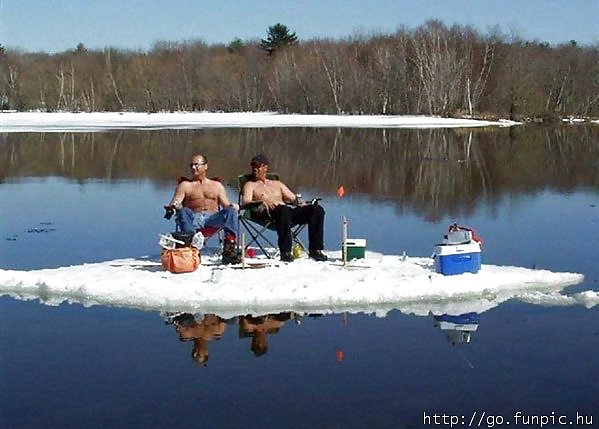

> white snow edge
[0,111,520,132]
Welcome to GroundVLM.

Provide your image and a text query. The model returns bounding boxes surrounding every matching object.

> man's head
[250,331,269,357]
[192,339,210,365]
[189,154,208,178]
[250,154,268,179]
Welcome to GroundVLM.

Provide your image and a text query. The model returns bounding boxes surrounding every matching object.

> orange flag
[337,186,345,198]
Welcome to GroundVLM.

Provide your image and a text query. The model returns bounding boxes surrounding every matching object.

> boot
[280,251,294,263]
[309,249,328,262]
[222,239,241,265]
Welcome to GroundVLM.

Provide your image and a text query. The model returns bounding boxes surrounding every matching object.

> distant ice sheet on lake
[0,111,518,132]
[0,251,590,318]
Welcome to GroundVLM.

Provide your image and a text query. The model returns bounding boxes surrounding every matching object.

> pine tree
[228,38,244,54]
[260,23,298,55]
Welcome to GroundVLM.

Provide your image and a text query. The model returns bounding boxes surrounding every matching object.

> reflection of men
[165,154,240,264]
[173,314,227,365]
[239,313,294,357]
[241,154,327,262]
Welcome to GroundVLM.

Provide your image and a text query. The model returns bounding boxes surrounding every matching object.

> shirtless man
[165,154,240,264]
[241,154,327,262]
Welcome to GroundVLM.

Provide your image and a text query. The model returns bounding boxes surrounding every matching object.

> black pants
[269,204,325,253]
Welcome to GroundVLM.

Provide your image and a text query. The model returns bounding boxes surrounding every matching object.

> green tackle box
[342,238,366,260]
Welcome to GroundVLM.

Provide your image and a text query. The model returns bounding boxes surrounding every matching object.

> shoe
[309,250,328,262]
[280,252,294,263]
[222,253,241,265]
[222,239,241,265]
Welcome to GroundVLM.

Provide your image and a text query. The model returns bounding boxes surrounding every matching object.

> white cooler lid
[434,241,481,255]
[346,238,366,246]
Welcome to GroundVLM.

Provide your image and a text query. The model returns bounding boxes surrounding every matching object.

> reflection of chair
[237,173,306,258]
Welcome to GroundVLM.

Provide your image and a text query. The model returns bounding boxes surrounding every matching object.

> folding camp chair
[237,173,306,258]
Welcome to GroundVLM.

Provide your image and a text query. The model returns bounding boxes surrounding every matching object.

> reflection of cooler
[433,313,480,344]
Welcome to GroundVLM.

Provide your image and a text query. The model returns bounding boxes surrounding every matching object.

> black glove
[164,206,176,220]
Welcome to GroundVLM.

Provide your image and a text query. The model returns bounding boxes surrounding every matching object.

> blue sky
[1,0,597,53]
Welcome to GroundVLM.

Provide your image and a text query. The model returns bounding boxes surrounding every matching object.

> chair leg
[239,218,278,258]
[291,224,307,252]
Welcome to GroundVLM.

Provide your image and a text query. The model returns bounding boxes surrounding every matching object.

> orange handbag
[161,247,200,273]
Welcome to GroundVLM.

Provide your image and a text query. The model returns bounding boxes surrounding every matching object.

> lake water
[1,126,598,428]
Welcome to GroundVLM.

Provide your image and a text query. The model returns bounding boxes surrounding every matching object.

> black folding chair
[237,173,306,258]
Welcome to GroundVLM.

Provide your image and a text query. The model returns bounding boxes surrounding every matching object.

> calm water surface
[1,126,598,428]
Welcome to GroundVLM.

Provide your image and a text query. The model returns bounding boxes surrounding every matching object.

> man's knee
[178,206,194,217]
[221,206,237,218]
[176,207,196,232]
[274,204,292,220]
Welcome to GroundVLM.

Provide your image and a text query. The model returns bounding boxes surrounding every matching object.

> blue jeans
[176,206,238,238]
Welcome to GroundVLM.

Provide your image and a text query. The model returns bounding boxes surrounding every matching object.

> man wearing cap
[164,153,240,264]
[241,154,327,262]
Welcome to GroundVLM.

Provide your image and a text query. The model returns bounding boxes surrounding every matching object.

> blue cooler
[434,242,481,275]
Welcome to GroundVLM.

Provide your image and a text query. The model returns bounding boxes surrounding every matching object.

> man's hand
[230,203,240,211]
[261,195,281,210]
[164,206,176,220]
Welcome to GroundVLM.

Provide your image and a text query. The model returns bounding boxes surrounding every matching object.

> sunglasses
[250,162,266,168]
[190,162,206,168]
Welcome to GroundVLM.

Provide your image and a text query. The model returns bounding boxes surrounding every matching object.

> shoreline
[0,111,519,133]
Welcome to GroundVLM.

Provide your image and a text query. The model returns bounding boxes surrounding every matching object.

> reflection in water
[164,310,484,364]
[2,126,597,220]
[165,312,309,362]
[168,313,231,365]
[433,312,480,345]
[238,312,299,357]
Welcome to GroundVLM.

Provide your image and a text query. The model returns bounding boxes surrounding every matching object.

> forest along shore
[1,21,596,121]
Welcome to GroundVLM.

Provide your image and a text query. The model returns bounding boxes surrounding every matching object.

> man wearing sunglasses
[165,154,240,264]
[241,154,327,263]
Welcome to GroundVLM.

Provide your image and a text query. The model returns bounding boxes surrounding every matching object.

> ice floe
[0,250,588,318]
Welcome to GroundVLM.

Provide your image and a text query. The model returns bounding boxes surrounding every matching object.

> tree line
[1,21,598,119]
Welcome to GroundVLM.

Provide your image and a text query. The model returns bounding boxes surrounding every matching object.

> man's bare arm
[168,182,188,208]
[280,182,297,203]
[217,182,238,210]
[241,182,255,206]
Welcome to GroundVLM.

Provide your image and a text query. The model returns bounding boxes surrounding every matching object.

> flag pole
[342,216,348,266]
[241,233,246,269]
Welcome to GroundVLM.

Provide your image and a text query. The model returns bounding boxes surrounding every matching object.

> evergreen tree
[76,42,87,54]
[260,23,298,55]
[228,37,244,54]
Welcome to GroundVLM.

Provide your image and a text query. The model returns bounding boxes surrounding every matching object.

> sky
[1,0,598,53]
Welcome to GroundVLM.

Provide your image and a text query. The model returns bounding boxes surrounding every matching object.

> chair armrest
[292,198,322,206]
[239,201,264,211]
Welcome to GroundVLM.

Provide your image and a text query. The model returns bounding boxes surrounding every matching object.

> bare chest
[252,181,282,200]
[184,182,219,211]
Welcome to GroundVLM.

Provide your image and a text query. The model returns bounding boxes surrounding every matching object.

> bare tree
[412,21,468,116]
[105,48,125,110]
